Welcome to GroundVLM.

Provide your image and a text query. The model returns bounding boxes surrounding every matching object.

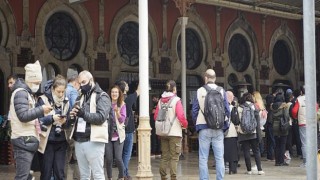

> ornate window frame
[269,22,299,88]
[224,13,258,90]
[35,2,93,74]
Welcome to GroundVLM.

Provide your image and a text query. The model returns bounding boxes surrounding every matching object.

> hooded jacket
[9,78,44,139]
[154,92,188,137]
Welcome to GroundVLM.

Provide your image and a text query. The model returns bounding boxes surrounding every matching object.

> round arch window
[228,34,251,72]
[177,28,203,70]
[117,22,139,66]
[45,12,81,61]
[273,40,292,75]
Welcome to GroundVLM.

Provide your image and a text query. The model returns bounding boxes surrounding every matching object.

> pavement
[0,152,309,180]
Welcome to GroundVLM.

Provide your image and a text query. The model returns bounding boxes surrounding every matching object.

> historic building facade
[0,0,318,115]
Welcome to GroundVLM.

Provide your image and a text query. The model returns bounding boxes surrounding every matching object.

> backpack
[230,106,240,125]
[155,97,177,136]
[240,103,257,134]
[201,85,225,129]
[279,108,290,133]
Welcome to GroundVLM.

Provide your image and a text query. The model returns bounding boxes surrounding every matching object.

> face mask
[80,82,92,94]
[30,84,40,93]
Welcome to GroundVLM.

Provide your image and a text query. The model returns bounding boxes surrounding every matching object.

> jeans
[299,126,306,163]
[122,133,133,177]
[12,143,36,180]
[75,141,105,180]
[159,136,182,180]
[105,140,124,178]
[241,138,262,171]
[39,141,67,180]
[274,136,287,164]
[198,128,224,180]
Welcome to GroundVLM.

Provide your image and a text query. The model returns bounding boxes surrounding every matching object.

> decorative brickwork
[213,61,224,77]
[95,77,109,92]
[0,141,14,165]
[17,48,34,67]
[260,84,269,94]
[260,65,269,80]
[159,57,171,74]
[95,53,109,71]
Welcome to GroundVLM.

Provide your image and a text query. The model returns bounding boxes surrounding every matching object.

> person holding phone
[36,75,69,180]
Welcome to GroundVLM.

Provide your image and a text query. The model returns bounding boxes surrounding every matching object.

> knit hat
[25,60,42,83]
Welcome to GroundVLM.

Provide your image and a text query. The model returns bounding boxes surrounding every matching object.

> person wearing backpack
[237,92,264,175]
[154,80,188,180]
[253,91,267,157]
[191,69,230,180]
[271,93,290,166]
[69,70,111,179]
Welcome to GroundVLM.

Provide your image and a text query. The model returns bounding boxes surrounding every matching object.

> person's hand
[42,105,53,114]
[76,107,85,118]
[70,108,78,118]
[53,115,67,125]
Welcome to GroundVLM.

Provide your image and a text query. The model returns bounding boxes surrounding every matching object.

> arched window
[273,40,292,75]
[67,64,81,78]
[177,28,203,70]
[228,34,251,72]
[45,12,81,61]
[117,22,139,66]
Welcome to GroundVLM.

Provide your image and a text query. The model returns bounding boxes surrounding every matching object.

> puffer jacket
[72,83,111,141]
[11,78,44,122]
[271,102,290,137]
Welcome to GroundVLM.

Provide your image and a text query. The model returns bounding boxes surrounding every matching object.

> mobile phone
[59,115,67,118]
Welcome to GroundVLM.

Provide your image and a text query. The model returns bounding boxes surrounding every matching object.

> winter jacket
[291,95,306,126]
[71,83,112,143]
[272,102,290,137]
[9,78,44,139]
[124,92,138,133]
[192,83,230,132]
[37,80,70,153]
[225,104,237,138]
[154,92,188,137]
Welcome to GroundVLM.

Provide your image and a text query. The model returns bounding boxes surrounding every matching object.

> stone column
[180,17,188,115]
[136,0,153,179]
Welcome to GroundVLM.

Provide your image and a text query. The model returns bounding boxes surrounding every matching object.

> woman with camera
[105,85,126,180]
[36,75,69,180]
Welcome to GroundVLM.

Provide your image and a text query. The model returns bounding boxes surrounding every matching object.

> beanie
[25,60,42,83]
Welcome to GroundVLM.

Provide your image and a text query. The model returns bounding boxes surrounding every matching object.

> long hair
[110,85,124,107]
[253,91,265,110]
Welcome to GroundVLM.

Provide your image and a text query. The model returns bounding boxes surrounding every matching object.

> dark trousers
[241,138,262,171]
[266,124,275,160]
[286,127,293,155]
[274,136,287,164]
[39,141,68,180]
[105,140,124,178]
[292,121,302,156]
[150,117,161,154]
[228,161,238,173]
[12,143,35,180]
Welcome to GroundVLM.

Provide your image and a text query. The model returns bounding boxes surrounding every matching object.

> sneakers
[251,165,257,171]
[299,163,306,168]
[258,171,265,175]
[246,171,252,175]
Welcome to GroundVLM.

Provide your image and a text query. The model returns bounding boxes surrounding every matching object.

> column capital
[173,0,195,16]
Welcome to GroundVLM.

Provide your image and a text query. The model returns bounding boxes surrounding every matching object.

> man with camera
[70,70,111,180]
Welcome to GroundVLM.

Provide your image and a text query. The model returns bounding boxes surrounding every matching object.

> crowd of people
[4,61,320,180]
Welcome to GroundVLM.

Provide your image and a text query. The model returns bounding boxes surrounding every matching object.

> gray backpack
[240,103,257,134]
[155,97,176,136]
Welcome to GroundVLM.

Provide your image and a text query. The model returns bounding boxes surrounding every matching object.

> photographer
[36,75,69,180]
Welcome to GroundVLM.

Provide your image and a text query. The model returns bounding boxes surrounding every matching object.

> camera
[55,125,62,136]
[40,121,48,132]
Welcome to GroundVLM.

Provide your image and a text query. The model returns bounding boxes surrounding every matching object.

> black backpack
[201,85,225,129]
[240,103,257,134]
[230,106,240,125]
[278,108,290,133]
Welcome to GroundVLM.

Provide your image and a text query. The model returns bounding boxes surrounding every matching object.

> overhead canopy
[196,0,320,20]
